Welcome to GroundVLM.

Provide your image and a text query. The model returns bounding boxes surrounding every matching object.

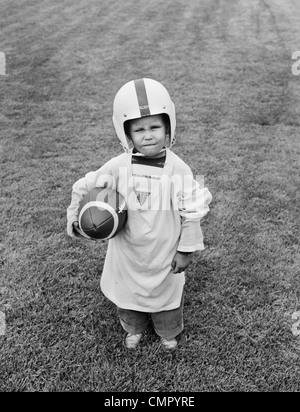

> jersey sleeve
[66,157,119,236]
[175,166,212,252]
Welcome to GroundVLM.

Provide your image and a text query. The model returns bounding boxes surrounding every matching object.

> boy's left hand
[171,251,192,274]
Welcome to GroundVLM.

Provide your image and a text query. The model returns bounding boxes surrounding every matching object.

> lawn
[0,0,300,392]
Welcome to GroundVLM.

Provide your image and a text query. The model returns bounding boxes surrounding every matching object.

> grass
[0,0,300,392]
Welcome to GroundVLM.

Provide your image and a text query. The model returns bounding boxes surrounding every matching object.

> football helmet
[112,78,176,151]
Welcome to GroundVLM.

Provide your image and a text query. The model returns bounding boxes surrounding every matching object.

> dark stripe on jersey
[132,154,166,168]
[132,173,161,180]
[134,79,151,117]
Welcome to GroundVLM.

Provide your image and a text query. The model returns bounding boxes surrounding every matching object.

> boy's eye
[132,124,162,133]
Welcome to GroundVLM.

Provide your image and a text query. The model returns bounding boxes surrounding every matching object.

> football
[78,187,127,240]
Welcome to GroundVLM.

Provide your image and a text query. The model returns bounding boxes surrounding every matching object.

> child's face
[126,114,169,157]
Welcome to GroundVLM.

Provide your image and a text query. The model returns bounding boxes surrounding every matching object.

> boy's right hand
[73,221,90,239]
[67,221,85,238]
[72,221,80,235]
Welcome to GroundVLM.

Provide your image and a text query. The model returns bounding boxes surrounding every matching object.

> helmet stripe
[134,79,151,117]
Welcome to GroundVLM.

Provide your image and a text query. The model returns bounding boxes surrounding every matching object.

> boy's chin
[140,147,160,156]
[138,143,167,156]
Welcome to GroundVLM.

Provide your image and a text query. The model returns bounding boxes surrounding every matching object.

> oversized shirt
[67,148,212,312]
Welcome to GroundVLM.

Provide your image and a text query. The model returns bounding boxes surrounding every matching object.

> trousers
[117,296,184,340]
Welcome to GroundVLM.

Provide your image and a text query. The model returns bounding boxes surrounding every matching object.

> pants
[117,296,184,340]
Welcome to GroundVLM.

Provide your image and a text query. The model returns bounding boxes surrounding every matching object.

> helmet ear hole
[161,113,171,135]
[124,120,131,139]
[161,113,172,148]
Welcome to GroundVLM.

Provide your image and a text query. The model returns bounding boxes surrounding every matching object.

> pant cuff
[154,321,184,340]
[119,318,149,335]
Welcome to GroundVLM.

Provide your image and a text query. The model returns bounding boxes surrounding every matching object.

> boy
[67,78,212,349]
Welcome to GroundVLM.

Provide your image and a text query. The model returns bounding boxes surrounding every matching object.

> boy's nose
[144,131,153,140]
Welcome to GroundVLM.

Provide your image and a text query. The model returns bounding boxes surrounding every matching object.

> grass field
[1,0,300,392]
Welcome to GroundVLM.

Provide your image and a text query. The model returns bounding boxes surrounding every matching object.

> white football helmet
[112,78,176,152]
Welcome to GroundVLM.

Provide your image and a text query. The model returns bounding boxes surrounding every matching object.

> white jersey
[67,148,212,312]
